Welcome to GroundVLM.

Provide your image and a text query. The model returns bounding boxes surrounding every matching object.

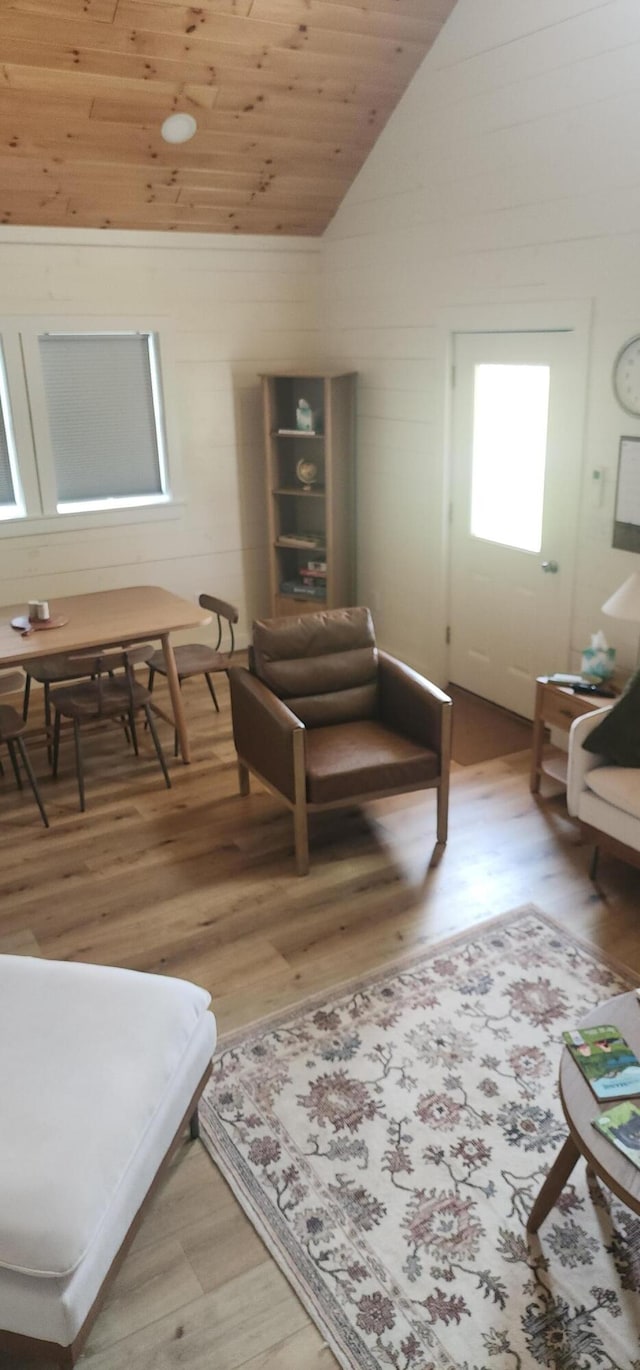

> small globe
[296,458,319,487]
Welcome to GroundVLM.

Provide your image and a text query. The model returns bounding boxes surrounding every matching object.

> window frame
[0,335,27,521]
[0,316,183,538]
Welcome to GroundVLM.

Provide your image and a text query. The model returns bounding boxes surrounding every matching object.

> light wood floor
[1,676,639,1370]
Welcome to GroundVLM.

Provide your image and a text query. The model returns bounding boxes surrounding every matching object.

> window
[0,325,174,532]
[470,362,550,553]
[39,333,168,513]
[0,344,24,521]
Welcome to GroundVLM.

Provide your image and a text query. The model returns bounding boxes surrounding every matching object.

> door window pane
[470,363,550,553]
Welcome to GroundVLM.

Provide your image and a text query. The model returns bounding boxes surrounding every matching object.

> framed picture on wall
[613,436,640,552]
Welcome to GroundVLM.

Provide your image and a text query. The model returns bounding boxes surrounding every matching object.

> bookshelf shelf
[272,487,326,498]
[261,372,356,618]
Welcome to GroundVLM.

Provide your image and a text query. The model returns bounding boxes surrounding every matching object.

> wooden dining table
[0,586,211,764]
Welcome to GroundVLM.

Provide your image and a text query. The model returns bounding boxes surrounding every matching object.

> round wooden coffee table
[527,991,640,1232]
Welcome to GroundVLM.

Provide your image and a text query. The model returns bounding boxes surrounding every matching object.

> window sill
[0,500,185,539]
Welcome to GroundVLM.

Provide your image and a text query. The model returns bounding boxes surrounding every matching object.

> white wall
[322,0,640,681]
[0,227,322,645]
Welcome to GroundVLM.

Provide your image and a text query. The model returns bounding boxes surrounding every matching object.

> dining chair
[50,646,171,812]
[22,655,97,764]
[0,670,49,827]
[147,594,239,754]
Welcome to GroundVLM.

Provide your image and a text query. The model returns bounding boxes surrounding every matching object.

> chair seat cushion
[0,956,214,1280]
[149,645,228,678]
[585,765,640,821]
[304,719,439,805]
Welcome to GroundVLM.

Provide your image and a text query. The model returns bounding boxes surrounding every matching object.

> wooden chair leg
[238,761,250,795]
[128,709,139,756]
[6,738,22,790]
[44,682,53,766]
[204,673,220,713]
[189,1108,200,1141]
[52,711,62,778]
[144,705,172,790]
[173,676,184,757]
[436,774,449,845]
[15,736,49,828]
[22,673,31,722]
[294,802,309,876]
[292,729,308,875]
[590,845,600,881]
[73,718,86,812]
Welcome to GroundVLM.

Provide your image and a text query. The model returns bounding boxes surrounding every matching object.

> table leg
[530,680,546,794]
[161,633,190,765]
[526,1135,580,1233]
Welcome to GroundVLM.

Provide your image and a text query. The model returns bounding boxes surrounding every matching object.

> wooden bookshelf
[261,372,356,618]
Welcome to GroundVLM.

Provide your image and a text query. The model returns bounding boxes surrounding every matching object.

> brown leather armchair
[229,606,452,875]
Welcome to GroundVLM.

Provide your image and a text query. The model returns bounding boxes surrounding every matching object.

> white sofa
[567,708,640,878]
[0,956,216,1367]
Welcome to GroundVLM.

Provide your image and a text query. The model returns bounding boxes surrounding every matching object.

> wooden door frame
[431,300,593,692]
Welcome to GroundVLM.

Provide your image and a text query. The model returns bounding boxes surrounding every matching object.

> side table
[529,677,616,795]
[527,991,640,1233]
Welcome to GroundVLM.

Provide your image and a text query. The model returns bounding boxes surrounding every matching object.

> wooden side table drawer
[543,689,592,731]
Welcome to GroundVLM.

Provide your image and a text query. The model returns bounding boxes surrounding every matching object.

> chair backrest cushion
[252,606,379,726]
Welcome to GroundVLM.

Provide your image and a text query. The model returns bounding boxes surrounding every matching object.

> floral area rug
[200,908,640,1369]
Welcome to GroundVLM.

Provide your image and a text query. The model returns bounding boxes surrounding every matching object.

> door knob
[541,560,559,573]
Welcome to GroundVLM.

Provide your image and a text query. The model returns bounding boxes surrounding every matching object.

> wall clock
[613,334,640,415]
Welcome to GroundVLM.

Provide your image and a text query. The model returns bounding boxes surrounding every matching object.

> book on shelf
[563,1025,640,1101]
[280,580,327,600]
[277,533,324,548]
[593,1100,640,1168]
[274,428,317,437]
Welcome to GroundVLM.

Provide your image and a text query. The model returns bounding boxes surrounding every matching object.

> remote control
[572,683,616,697]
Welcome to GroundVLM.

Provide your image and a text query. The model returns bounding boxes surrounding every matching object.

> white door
[449,331,584,719]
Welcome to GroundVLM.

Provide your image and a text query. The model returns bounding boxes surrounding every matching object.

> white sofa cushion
[585,765,640,822]
[0,956,215,1281]
[0,1010,215,1348]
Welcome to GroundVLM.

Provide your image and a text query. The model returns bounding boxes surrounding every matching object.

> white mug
[36,601,50,621]
[27,600,39,621]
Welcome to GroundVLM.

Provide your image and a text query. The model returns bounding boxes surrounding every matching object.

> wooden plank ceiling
[0,0,456,235]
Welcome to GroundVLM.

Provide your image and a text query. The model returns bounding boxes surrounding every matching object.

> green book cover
[594,1100,640,1169]
[563,1024,640,1101]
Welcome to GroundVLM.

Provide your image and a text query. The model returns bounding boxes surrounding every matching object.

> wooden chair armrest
[377,650,452,753]
[229,667,304,803]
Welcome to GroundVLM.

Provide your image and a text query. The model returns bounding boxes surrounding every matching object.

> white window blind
[38,333,166,507]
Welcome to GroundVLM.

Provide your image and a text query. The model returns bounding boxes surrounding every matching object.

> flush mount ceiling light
[161,112,197,144]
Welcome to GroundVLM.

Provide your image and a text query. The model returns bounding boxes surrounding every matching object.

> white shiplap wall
[322,0,640,681]
[0,227,322,645]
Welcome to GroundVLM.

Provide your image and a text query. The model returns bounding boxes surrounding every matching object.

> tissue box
[581,645,616,681]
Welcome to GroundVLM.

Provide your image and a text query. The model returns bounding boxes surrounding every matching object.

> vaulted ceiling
[0,0,455,235]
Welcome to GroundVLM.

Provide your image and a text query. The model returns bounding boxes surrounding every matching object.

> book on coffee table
[563,1025,640,1101]
[593,1100,640,1168]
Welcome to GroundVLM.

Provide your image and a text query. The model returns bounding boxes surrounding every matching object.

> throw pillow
[583,668,640,766]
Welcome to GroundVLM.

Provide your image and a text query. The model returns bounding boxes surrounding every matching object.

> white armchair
[567,708,640,878]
